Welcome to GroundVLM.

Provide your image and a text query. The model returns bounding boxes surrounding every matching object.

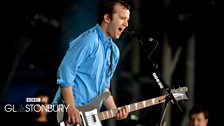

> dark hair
[35,89,52,103]
[97,0,130,24]
[189,105,209,119]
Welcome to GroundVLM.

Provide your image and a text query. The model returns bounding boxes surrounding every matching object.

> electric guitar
[57,86,188,126]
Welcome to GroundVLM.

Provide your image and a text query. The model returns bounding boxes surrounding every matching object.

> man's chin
[114,34,120,40]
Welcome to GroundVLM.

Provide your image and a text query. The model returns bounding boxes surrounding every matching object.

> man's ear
[104,14,111,23]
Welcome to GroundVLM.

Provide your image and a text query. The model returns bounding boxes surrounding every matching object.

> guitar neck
[98,95,166,121]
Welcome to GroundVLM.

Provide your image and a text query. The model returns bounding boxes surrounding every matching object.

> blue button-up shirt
[52,24,119,107]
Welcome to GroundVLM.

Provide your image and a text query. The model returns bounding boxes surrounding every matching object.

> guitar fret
[135,103,138,110]
[106,111,109,118]
[110,109,114,117]
[149,98,154,106]
[102,112,105,120]
[145,100,148,107]
[139,102,144,109]
[130,103,135,112]
[133,104,136,111]
[127,105,131,112]
[143,101,146,108]
[151,98,155,105]
[138,102,141,109]
[108,110,112,118]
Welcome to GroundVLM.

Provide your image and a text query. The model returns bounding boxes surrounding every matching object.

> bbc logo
[26,98,41,102]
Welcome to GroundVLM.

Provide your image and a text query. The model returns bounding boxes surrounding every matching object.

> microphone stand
[138,37,182,126]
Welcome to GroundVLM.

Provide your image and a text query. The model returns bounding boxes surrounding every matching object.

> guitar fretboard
[98,95,166,121]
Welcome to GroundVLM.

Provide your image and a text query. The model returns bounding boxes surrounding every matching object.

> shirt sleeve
[57,37,92,87]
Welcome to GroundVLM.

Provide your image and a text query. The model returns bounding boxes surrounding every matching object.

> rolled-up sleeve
[57,38,91,87]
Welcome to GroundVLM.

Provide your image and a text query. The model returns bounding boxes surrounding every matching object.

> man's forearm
[103,88,117,109]
[61,86,75,108]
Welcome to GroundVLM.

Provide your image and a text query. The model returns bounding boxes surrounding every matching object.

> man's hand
[115,105,129,120]
[67,106,82,125]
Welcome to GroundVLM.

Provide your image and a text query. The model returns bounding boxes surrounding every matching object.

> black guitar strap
[109,47,113,95]
[109,47,113,77]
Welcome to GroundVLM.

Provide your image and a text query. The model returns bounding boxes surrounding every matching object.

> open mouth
[118,27,123,34]
[119,27,123,31]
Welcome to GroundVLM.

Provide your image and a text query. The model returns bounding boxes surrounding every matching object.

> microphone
[126,29,158,59]
[138,36,158,60]
[128,30,136,37]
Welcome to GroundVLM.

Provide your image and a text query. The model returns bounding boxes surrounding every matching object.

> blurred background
[0,0,222,126]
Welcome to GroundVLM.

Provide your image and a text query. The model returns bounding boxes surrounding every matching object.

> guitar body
[57,92,110,126]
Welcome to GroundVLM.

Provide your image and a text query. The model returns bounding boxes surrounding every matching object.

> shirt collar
[96,24,113,48]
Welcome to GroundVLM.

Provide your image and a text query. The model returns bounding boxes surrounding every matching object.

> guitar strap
[109,47,113,77]
[109,47,113,95]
